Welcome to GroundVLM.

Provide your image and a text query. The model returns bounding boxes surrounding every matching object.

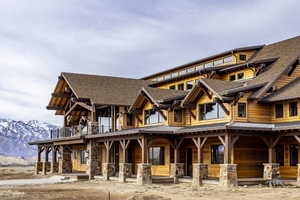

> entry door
[186,148,193,176]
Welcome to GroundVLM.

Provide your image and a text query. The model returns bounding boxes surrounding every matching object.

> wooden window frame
[174,109,183,123]
[186,81,193,90]
[237,72,244,80]
[289,102,298,117]
[199,103,225,121]
[169,85,176,90]
[80,150,88,164]
[229,74,236,81]
[275,144,284,166]
[144,109,164,125]
[290,144,298,166]
[275,104,284,118]
[149,146,165,165]
[177,83,184,91]
[211,144,224,164]
[237,102,247,118]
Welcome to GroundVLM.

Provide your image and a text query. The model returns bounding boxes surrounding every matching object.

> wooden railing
[49,123,114,139]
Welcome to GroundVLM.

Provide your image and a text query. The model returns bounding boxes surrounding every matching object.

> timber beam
[51,92,71,98]
[46,106,65,111]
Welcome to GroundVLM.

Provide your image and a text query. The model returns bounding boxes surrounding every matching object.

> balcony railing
[49,123,116,139]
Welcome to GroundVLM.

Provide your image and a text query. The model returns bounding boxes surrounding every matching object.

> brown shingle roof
[143,86,188,102]
[246,36,300,99]
[261,77,300,102]
[199,78,244,93]
[62,72,152,106]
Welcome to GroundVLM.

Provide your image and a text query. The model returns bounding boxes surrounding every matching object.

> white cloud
[0,0,299,125]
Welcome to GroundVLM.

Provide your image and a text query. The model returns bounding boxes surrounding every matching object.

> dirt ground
[0,166,38,180]
[1,167,300,200]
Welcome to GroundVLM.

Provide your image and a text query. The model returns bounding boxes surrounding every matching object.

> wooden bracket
[189,109,196,120]
[214,98,230,115]
[294,135,300,144]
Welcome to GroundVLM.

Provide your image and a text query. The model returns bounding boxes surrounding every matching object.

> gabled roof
[181,78,243,106]
[245,36,300,99]
[261,77,300,102]
[49,72,152,108]
[129,87,187,112]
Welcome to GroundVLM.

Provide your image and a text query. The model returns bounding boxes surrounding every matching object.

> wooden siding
[71,145,87,172]
[274,64,300,89]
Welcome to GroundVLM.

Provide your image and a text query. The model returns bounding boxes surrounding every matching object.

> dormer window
[186,81,193,90]
[178,83,184,91]
[237,72,244,80]
[224,56,233,63]
[144,109,164,125]
[199,103,225,120]
[169,85,176,90]
[230,74,236,81]
[174,110,183,122]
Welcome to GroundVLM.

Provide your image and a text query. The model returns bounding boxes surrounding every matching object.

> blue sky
[0,0,299,125]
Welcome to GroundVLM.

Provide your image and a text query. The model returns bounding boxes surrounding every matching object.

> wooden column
[173,138,184,164]
[104,141,114,163]
[192,137,207,163]
[45,146,50,162]
[120,139,131,163]
[91,103,96,122]
[260,135,281,163]
[37,146,42,162]
[138,136,149,163]
[218,134,239,164]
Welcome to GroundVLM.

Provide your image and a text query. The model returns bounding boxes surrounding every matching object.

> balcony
[50,123,114,139]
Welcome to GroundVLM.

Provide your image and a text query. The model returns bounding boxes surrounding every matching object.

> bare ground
[1,167,300,200]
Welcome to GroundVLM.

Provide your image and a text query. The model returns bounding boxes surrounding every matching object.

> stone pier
[263,163,280,180]
[87,141,101,180]
[51,162,59,174]
[219,164,238,187]
[102,163,115,180]
[137,163,152,185]
[192,163,208,186]
[58,146,72,174]
[297,164,300,184]
[119,163,132,183]
[170,163,184,183]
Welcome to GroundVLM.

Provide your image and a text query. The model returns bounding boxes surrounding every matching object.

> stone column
[51,147,58,174]
[102,163,114,180]
[119,163,132,183]
[87,141,101,180]
[170,163,184,183]
[137,163,152,185]
[58,146,72,174]
[219,164,238,187]
[192,163,208,186]
[297,164,300,184]
[35,161,43,175]
[42,162,51,175]
[263,163,280,180]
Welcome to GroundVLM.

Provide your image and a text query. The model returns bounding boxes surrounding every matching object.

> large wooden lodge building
[30,36,300,187]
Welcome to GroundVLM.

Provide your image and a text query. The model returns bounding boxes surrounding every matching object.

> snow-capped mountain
[0,118,58,158]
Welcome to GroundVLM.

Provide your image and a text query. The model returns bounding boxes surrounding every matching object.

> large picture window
[144,109,164,125]
[290,144,298,166]
[199,103,225,120]
[149,147,164,165]
[211,145,224,164]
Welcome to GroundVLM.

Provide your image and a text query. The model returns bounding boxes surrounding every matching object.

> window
[199,103,225,120]
[164,74,171,80]
[187,67,195,73]
[149,147,164,165]
[214,59,223,66]
[144,109,164,125]
[80,150,88,164]
[171,72,179,78]
[275,144,284,166]
[229,74,236,81]
[237,103,246,118]
[157,76,163,81]
[289,102,298,117]
[224,56,233,63]
[204,62,213,68]
[174,110,183,122]
[275,104,284,118]
[179,70,186,75]
[126,113,134,126]
[239,54,247,61]
[211,145,224,164]
[237,72,244,80]
[290,144,298,166]
[196,65,204,71]
[178,83,184,91]
[169,85,176,90]
[186,81,193,90]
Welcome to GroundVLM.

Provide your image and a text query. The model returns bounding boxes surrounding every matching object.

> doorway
[186,148,193,176]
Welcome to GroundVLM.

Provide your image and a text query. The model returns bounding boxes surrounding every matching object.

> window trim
[229,74,236,81]
[199,103,225,121]
[174,109,183,123]
[80,150,88,164]
[177,83,185,91]
[144,109,164,125]
[289,102,298,117]
[237,72,245,80]
[149,146,165,165]
[186,81,193,90]
[169,85,176,90]
[237,102,247,118]
[290,144,298,166]
[211,144,224,164]
[275,104,284,118]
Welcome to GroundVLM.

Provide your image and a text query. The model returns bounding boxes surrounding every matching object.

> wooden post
[260,135,281,163]
[104,141,114,163]
[111,106,116,132]
[138,136,148,163]
[37,146,42,162]
[192,137,207,163]
[120,139,131,163]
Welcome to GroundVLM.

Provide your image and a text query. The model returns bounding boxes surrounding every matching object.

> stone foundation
[51,162,59,174]
[263,163,280,180]
[192,163,208,186]
[137,163,152,185]
[119,163,132,183]
[219,164,238,187]
[170,163,184,178]
[42,162,51,175]
[35,162,43,175]
[58,146,72,174]
[102,163,115,180]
